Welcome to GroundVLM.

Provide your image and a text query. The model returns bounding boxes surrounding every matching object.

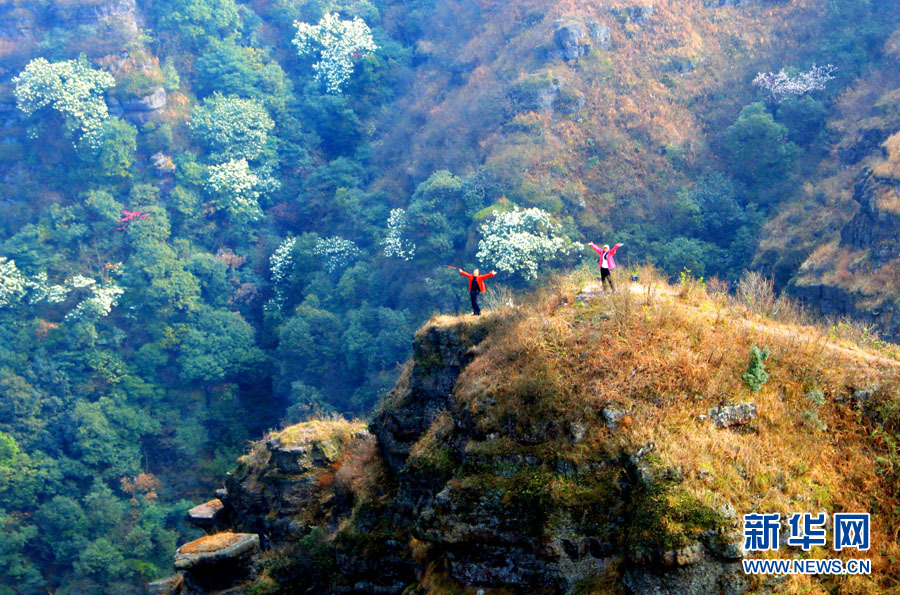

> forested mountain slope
[0,0,899,592]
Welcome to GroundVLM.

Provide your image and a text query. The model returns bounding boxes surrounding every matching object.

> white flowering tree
[314,236,360,273]
[25,272,70,305]
[476,207,573,280]
[0,258,27,307]
[752,64,836,103]
[189,93,275,161]
[12,57,115,150]
[292,13,378,93]
[206,158,264,222]
[64,284,124,322]
[0,259,123,322]
[269,236,296,308]
[382,208,416,260]
[0,259,75,307]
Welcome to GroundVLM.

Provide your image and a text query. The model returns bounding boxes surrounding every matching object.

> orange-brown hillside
[373,0,826,213]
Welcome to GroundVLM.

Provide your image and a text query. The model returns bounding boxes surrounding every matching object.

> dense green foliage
[0,0,898,591]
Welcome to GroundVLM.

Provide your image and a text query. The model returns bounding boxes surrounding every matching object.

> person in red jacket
[458,268,496,316]
[588,242,623,293]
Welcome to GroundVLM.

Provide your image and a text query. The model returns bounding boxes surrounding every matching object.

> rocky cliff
[792,153,900,343]
[156,283,900,594]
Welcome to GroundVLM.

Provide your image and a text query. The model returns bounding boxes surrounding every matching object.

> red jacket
[460,270,495,292]
[589,243,622,270]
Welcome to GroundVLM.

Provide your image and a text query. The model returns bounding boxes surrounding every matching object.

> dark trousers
[601,268,615,292]
[470,290,481,315]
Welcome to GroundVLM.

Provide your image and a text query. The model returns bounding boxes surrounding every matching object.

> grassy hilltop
[190,270,900,594]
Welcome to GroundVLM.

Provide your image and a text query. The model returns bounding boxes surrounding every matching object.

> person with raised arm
[588,241,624,293]
[452,267,497,316]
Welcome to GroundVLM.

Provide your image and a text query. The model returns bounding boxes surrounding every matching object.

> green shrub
[743,345,770,392]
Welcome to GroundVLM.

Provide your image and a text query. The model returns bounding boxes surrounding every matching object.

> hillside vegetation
[1,0,900,591]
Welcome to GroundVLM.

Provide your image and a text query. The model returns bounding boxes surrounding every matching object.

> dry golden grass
[876,187,900,216]
[873,132,900,181]
[178,532,245,554]
[274,418,366,448]
[445,271,900,593]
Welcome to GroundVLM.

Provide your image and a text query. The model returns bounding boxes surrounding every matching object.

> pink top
[589,243,622,270]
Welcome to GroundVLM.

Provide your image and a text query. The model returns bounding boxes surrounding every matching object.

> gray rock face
[553,21,590,61]
[793,167,900,343]
[122,87,167,112]
[52,0,141,37]
[223,423,371,541]
[586,21,611,49]
[708,403,757,428]
[371,318,493,473]
[624,550,747,595]
[793,282,900,344]
[610,4,655,23]
[842,170,900,267]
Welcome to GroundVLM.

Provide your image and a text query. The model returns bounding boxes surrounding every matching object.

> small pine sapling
[743,344,770,393]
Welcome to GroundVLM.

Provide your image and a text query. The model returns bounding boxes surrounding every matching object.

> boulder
[147,574,184,594]
[586,21,611,49]
[222,420,370,540]
[602,405,629,429]
[707,403,757,428]
[123,87,167,112]
[174,532,259,592]
[150,152,176,177]
[553,21,590,61]
[186,499,226,531]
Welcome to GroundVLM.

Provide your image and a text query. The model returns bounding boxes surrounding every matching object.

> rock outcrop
[553,21,590,61]
[549,19,610,62]
[841,170,900,268]
[223,419,370,542]
[186,499,226,531]
[794,167,900,342]
[174,533,260,592]
[51,0,142,37]
[159,313,749,594]
[707,403,757,429]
